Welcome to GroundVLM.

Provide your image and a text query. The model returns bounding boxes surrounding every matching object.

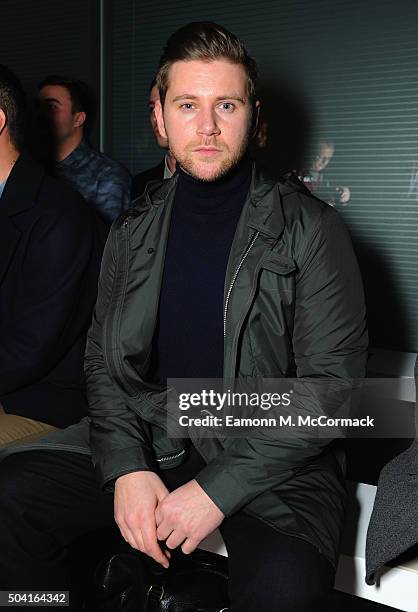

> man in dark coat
[0,65,103,430]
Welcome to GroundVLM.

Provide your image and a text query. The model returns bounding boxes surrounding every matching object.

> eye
[219,102,235,112]
[180,102,195,111]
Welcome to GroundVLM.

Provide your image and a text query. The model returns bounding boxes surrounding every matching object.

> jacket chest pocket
[258,253,297,300]
[237,253,297,377]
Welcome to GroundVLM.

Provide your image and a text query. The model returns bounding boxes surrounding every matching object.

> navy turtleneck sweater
[153,157,252,383]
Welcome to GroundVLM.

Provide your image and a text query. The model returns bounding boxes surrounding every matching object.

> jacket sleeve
[0,203,93,396]
[195,204,369,516]
[85,222,157,490]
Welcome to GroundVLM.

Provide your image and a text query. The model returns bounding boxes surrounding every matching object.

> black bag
[93,548,229,612]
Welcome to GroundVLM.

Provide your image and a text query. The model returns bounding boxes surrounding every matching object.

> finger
[141,522,170,568]
[115,507,144,551]
[159,544,171,561]
[123,519,169,567]
[158,484,170,500]
[119,523,145,552]
[181,537,199,555]
[158,538,172,560]
[165,529,187,551]
[131,530,145,552]
[156,519,173,542]
[155,505,163,527]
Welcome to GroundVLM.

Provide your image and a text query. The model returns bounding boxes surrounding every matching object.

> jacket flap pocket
[261,253,297,275]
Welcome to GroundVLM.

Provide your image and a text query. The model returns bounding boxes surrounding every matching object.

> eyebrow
[41,97,63,105]
[172,94,246,104]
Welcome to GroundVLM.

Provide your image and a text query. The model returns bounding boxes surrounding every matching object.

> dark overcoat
[0,155,103,427]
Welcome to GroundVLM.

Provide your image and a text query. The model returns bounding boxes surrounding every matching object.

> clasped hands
[114,471,224,568]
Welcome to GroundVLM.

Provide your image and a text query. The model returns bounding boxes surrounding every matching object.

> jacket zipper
[223,230,260,338]
[156,449,186,463]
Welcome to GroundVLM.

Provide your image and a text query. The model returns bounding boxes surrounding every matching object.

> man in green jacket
[0,22,368,611]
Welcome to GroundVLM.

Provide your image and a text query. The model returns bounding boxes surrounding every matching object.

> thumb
[155,504,163,526]
[157,483,170,501]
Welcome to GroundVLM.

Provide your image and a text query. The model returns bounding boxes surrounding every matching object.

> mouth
[193,147,222,156]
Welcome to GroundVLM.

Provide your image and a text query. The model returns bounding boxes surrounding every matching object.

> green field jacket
[2,165,368,567]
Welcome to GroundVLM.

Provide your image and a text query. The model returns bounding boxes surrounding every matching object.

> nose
[197,107,221,137]
[150,111,158,131]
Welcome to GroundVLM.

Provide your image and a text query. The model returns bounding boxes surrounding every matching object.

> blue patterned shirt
[56,140,132,224]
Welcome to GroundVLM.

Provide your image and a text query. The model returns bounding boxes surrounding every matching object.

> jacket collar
[147,161,307,240]
[0,153,45,217]
[246,165,311,239]
[246,164,283,238]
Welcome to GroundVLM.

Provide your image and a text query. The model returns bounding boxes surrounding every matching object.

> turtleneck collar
[175,155,252,214]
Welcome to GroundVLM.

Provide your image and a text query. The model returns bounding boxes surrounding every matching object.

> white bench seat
[199,480,418,612]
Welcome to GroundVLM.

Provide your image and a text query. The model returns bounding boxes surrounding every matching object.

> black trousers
[0,449,335,611]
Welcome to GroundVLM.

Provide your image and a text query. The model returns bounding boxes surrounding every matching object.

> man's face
[38,85,84,142]
[148,84,168,149]
[155,59,254,182]
[312,143,335,172]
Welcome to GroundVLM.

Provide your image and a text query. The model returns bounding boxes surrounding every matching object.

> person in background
[299,140,351,206]
[407,159,418,199]
[38,75,131,224]
[132,77,176,199]
[0,65,103,435]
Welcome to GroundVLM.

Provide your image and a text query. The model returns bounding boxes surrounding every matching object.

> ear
[73,111,86,129]
[251,100,261,136]
[154,99,167,140]
[0,108,7,136]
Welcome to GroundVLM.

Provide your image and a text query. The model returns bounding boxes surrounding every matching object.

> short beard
[169,130,250,183]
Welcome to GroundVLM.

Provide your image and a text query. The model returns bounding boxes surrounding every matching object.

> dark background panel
[0,0,100,147]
